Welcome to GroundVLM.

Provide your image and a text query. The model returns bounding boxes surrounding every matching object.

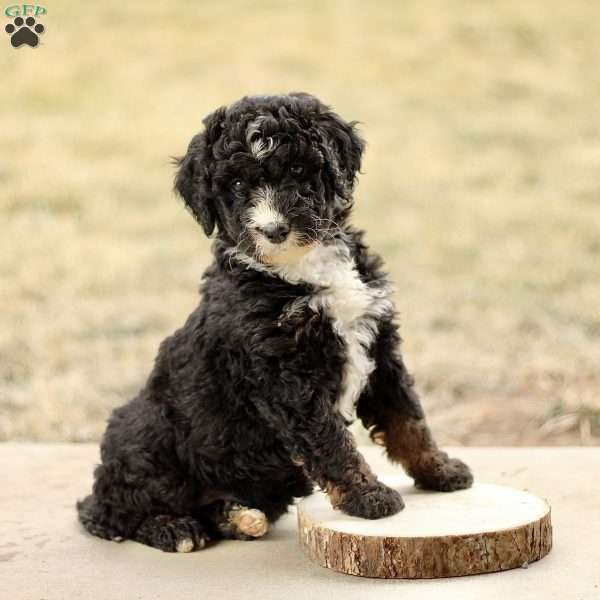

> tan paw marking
[232,508,269,538]
[291,454,305,466]
[176,538,194,553]
[372,431,386,446]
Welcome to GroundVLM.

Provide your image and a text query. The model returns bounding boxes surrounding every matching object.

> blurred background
[1,1,599,445]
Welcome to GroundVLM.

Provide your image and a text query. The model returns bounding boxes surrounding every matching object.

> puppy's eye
[232,179,244,190]
[290,164,304,176]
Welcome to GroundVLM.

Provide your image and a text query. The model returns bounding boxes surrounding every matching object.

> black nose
[258,222,290,244]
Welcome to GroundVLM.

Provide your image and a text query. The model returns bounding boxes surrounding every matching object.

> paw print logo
[5,16,45,48]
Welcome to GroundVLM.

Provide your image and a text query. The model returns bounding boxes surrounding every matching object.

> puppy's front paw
[413,453,474,492]
[337,481,405,520]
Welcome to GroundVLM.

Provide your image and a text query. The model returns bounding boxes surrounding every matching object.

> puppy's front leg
[250,388,404,519]
[301,423,405,519]
[357,319,474,492]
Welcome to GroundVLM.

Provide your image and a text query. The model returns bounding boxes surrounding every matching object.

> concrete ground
[1,444,598,600]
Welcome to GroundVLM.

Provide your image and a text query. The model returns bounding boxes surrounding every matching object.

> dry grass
[1,1,599,445]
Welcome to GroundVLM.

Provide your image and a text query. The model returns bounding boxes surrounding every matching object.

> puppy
[77,93,473,552]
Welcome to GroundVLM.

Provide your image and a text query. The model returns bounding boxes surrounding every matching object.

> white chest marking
[274,243,394,422]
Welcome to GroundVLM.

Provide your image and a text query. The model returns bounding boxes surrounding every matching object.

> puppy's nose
[257,222,290,244]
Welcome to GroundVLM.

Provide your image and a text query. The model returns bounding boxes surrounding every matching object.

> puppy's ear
[316,110,365,202]
[174,108,226,236]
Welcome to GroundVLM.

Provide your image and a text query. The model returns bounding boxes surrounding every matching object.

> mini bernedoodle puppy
[77,93,473,552]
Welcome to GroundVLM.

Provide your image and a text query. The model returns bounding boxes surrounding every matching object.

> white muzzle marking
[247,186,286,230]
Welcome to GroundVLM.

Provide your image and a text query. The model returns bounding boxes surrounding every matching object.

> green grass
[1,0,599,444]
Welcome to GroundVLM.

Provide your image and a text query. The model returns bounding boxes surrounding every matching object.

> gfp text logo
[4,4,46,48]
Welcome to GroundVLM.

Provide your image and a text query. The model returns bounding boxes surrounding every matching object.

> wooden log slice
[297,475,552,579]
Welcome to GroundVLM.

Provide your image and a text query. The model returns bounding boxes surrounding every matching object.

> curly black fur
[77,93,473,552]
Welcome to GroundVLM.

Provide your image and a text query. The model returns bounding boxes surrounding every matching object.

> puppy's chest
[277,247,393,422]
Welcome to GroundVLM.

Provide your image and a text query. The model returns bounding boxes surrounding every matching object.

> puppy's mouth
[253,228,318,266]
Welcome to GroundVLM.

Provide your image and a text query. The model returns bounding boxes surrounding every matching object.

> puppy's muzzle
[256,222,290,244]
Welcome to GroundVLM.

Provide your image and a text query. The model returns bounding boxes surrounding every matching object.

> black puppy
[77,93,473,552]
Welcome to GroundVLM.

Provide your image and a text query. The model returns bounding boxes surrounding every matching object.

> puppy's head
[174,93,364,266]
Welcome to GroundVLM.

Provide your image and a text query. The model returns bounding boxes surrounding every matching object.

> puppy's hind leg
[78,494,211,552]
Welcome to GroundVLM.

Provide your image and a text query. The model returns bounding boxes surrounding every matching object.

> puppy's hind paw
[228,505,269,540]
[176,537,196,553]
[135,515,211,553]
